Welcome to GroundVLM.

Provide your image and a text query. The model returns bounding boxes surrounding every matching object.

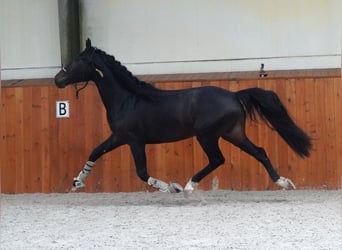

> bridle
[63,48,104,99]
[61,66,90,100]
[74,81,89,100]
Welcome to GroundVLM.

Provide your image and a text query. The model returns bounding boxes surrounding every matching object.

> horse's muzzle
[54,70,69,88]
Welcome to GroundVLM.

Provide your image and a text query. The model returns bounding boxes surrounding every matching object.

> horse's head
[54,38,104,88]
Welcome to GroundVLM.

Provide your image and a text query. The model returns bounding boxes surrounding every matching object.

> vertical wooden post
[58,0,80,66]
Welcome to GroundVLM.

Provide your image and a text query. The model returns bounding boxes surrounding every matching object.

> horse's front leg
[72,134,122,190]
[130,143,183,193]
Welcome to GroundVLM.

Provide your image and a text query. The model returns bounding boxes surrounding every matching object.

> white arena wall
[1,0,61,80]
[1,0,341,80]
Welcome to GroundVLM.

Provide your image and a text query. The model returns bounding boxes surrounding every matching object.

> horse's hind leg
[223,130,296,190]
[184,135,225,194]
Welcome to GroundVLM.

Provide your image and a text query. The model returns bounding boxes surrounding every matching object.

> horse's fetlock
[136,169,149,182]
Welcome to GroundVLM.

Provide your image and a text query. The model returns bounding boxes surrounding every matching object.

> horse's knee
[218,156,225,166]
[211,155,225,167]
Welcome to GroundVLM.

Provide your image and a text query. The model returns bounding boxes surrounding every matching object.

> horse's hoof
[276,177,296,190]
[184,179,198,197]
[168,182,183,193]
[72,178,85,191]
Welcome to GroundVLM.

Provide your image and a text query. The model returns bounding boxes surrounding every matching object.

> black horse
[55,39,312,194]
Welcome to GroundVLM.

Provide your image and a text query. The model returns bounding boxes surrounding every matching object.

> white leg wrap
[276,176,296,190]
[148,177,169,192]
[147,177,183,193]
[184,179,198,195]
[79,161,95,181]
[73,161,95,190]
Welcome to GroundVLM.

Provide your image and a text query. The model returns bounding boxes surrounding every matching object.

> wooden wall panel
[1,76,341,193]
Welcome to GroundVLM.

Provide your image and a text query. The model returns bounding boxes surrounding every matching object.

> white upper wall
[1,0,61,80]
[81,0,341,75]
[1,0,341,80]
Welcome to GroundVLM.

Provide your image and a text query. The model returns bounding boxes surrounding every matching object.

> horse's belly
[145,124,194,144]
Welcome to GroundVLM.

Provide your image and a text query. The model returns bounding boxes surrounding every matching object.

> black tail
[236,88,312,157]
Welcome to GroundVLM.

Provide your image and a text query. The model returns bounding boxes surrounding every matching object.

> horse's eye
[62,67,67,72]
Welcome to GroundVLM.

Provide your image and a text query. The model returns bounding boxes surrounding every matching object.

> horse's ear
[86,38,92,49]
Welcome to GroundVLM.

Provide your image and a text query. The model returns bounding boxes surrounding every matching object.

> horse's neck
[94,76,130,113]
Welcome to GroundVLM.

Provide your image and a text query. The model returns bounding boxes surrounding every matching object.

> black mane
[92,48,161,100]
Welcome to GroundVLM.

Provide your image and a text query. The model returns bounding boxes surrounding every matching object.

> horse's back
[119,86,243,143]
